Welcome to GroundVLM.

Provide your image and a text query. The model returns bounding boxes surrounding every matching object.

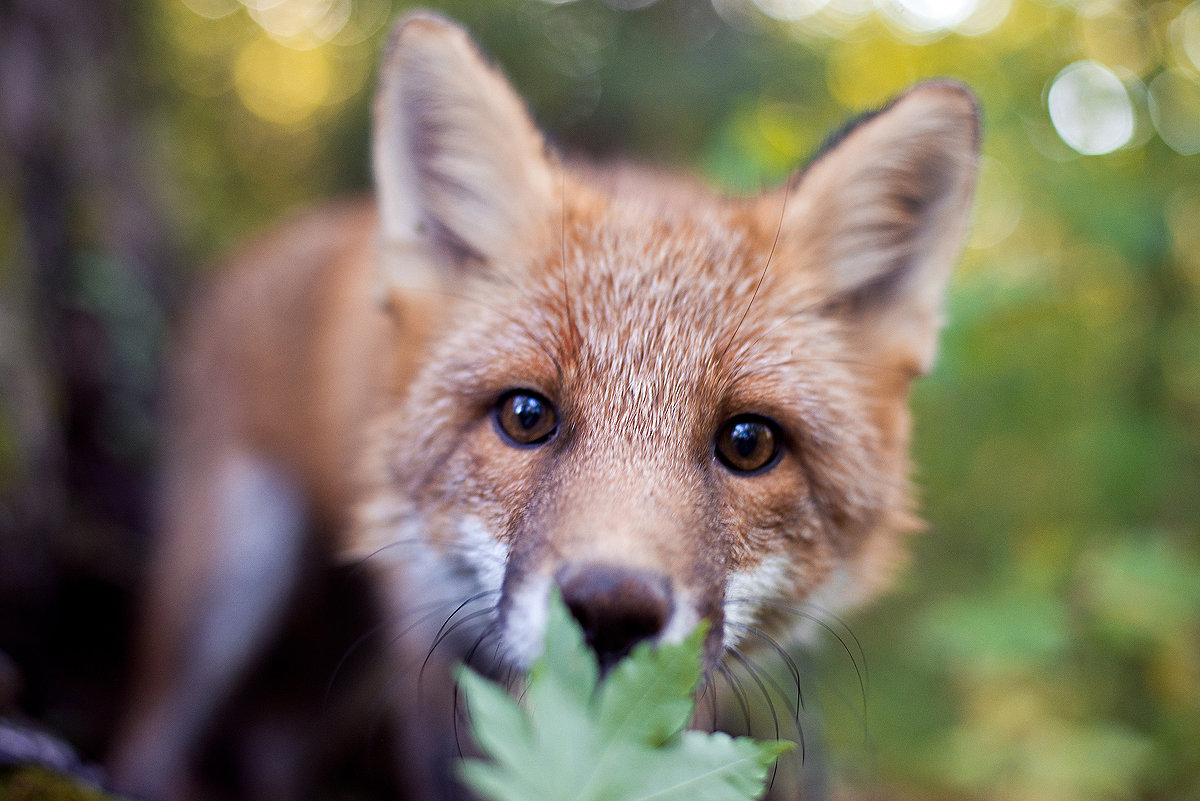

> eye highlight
[715,415,781,474]
[494,391,558,446]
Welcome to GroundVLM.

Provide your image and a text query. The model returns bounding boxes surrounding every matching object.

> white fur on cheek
[456,515,508,597]
[501,573,551,669]
[659,592,701,646]
[790,562,854,645]
[722,553,793,650]
[350,505,508,655]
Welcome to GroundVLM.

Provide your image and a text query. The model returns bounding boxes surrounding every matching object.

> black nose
[556,564,674,671]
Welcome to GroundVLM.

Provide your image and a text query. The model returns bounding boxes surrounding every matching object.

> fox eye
[494,391,558,446]
[715,415,781,474]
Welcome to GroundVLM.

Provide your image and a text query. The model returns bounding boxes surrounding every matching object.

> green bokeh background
[1,0,1198,799]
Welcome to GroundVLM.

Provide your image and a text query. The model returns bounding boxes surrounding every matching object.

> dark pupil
[730,422,760,458]
[512,395,544,430]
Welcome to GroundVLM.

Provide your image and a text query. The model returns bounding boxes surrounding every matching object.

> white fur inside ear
[784,83,980,375]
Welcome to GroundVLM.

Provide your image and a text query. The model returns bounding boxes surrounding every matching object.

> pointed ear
[779,82,981,377]
[372,11,557,267]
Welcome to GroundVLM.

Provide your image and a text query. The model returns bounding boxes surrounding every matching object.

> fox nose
[556,563,674,670]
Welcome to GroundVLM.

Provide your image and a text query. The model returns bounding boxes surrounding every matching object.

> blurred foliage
[0,768,119,801]
[2,0,1199,798]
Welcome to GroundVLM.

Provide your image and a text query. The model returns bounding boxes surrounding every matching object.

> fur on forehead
[427,177,831,388]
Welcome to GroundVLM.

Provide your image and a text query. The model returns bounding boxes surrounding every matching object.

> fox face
[111,12,980,801]
[351,12,980,676]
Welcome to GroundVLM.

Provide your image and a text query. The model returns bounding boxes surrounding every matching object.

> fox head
[353,11,980,674]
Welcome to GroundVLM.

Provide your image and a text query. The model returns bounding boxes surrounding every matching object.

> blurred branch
[0,0,177,751]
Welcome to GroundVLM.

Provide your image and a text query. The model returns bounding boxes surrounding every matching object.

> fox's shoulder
[168,197,394,520]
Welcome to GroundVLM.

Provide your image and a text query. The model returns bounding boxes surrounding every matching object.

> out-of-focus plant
[457,594,792,801]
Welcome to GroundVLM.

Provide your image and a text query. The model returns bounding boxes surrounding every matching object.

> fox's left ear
[775,82,980,377]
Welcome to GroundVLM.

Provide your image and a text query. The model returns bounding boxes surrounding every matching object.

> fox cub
[113,9,980,801]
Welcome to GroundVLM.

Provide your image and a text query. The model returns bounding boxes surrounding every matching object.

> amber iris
[495,391,558,445]
[715,415,780,473]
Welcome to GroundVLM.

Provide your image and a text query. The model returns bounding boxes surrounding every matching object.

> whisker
[344,535,428,576]
[725,647,784,792]
[454,623,505,758]
[728,622,804,718]
[727,648,781,740]
[396,282,565,373]
[716,663,754,739]
[429,590,502,655]
[725,632,800,728]
[729,596,868,711]
[419,607,499,688]
[560,166,582,354]
[325,613,398,707]
[717,177,791,368]
[694,672,721,733]
[363,591,498,735]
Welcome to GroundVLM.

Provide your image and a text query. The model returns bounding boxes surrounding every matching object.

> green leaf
[535,587,599,704]
[595,623,708,747]
[455,667,535,771]
[457,594,792,801]
[615,732,794,801]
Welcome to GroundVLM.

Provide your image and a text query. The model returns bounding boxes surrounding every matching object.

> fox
[111,9,980,801]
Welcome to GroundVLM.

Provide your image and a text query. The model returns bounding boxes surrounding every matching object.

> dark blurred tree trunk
[0,0,176,757]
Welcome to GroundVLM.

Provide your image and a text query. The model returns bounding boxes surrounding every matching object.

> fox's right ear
[372,11,557,270]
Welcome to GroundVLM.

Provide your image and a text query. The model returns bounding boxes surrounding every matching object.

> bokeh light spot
[1175,1,1200,72]
[957,0,1012,36]
[244,0,352,49]
[180,0,240,19]
[878,0,978,33]
[234,37,331,125]
[1149,69,1200,155]
[752,0,831,20]
[1047,61,1134,155]
[968,156,1022,250]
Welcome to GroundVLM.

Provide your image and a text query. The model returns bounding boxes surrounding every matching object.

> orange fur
[113,11,979,801]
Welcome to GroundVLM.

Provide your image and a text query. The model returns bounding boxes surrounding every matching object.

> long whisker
[429,591,502,656]
[694,672,721,733]
[716,663,754,738]
[725,647,784,792]
[731,623,804,718]
[727,648,781,741]
[758,598,868,695]
[344,535,429,576]
[454,621,505,757]
[725,626,801,724]
[560,166,582,355]
[419,606,500,687]
[717,178,791,368]
[325,613,397,706]
[729,596,868,708]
